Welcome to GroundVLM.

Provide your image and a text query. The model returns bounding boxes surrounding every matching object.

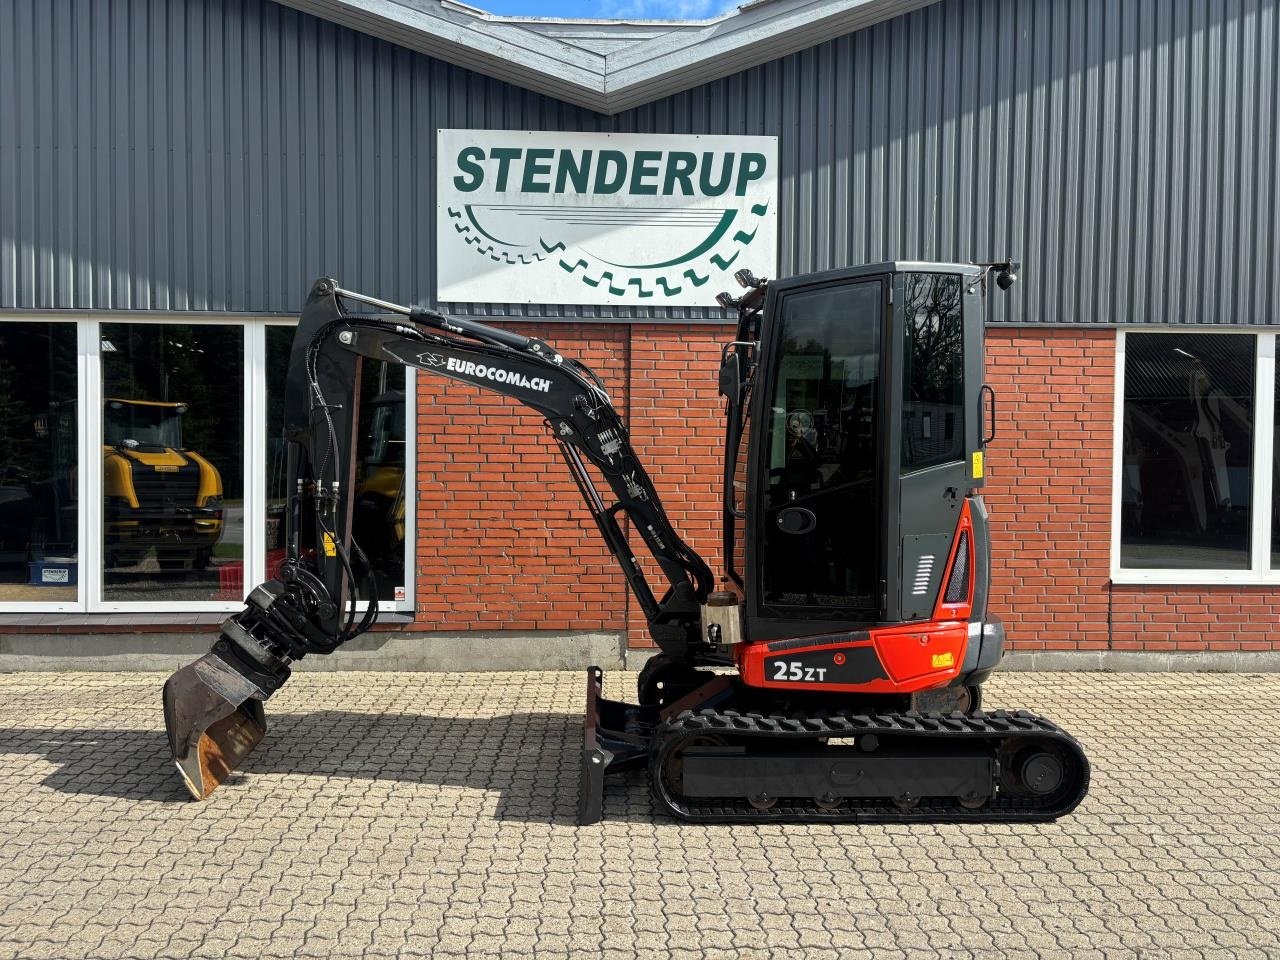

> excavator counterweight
[161,266,1090,822]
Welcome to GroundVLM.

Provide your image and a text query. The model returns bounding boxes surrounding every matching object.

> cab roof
[765,261,984,294]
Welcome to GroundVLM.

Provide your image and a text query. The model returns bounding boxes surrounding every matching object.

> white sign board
[436,129,778,307]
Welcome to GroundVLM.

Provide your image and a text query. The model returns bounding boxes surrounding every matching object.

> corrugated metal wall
[1,0,1277,324]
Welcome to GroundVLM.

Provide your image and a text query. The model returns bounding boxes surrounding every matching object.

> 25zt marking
[770,660,828,682]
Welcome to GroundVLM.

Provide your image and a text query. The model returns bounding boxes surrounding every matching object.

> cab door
[747,273,892,639]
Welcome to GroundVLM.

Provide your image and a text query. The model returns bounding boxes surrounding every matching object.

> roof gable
[275,0,938,113]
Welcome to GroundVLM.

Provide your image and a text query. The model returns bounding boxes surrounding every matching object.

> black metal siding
[1,0,1276,324]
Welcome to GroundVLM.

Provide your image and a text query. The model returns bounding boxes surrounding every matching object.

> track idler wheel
[1016,751,1065,795]
[999,744,1069,797]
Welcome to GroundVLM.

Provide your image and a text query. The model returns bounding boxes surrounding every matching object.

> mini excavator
[162,262,1090,824]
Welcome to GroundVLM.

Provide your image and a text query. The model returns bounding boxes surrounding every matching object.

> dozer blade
[162,651,272,800]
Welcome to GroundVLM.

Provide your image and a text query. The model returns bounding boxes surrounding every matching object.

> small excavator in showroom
[162,262,1090,824]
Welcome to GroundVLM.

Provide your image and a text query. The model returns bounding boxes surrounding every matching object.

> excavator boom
[162,277,716,800]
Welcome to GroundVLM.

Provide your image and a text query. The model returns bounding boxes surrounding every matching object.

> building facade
[1,0,1278,667]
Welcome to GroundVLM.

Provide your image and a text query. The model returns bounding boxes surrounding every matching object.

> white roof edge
[438,0,725,29]
[272,0,941,114]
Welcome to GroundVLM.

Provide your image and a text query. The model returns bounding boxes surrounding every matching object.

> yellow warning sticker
[931,652,955,669]
[972,451,984,479]
[322,532,337,557]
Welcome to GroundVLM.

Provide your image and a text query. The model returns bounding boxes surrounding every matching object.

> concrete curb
[0,630,626,673]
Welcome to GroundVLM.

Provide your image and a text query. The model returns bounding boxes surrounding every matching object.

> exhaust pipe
[162,615,291,799]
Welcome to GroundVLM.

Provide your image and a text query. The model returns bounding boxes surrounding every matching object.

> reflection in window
[1121,333,1254,570]
[101,324,245,601]
[0,323,79,602]
[265,326,407,602]
[761,280,883,615]
[902,273,965,471]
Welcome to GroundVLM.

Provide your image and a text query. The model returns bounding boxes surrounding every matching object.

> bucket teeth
[173,700,267,800]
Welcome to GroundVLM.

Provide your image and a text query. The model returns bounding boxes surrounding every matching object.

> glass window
[0,323,79,603]
[1274,381,1280,571]
[760,280,883,615]
[902,272,965,471]
[265,326,408,603]
[1120,333,1254,570]
[100,323,245,601]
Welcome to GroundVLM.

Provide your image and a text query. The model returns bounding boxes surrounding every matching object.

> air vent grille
[911,555,936,596]
[944,531,971,603]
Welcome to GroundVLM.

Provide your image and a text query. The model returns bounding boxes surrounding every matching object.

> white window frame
[89,315,257,612]
[0,316,90,612]
[0,315,415,615]
[1110,328,1279,585]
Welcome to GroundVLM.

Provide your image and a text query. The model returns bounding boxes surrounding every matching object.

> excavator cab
[162,266,1087,822]
[715,263,1004,698]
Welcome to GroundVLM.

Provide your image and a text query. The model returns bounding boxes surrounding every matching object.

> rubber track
[649,707,1090,824]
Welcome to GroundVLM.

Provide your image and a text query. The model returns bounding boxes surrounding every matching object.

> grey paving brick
[0,670,1276,959]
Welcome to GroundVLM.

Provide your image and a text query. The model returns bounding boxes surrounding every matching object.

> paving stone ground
[0,669,1276,960]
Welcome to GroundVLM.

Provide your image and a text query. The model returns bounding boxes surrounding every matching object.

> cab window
[759,279,884,615]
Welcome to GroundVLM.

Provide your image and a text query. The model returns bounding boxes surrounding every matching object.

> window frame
[753,275,890,622]
[1110,327,1278,585]
[0,316,89,612]
[900,271,967,475]
[0,315,416,614]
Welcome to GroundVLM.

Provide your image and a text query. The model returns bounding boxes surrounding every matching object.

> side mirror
[718,352,741,403]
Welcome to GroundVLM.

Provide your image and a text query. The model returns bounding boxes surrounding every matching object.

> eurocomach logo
[436,130,779,308]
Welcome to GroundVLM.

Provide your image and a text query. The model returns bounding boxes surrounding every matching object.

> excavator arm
[162,277,713,800]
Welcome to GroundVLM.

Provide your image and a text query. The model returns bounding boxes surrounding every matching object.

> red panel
[870,621,968,685]
[737,620,968,695]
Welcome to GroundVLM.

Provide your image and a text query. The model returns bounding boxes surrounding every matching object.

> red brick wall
[981,328,1115,651]
[409,321,734,638]
[411,322,632,632]
[981,327,1280,654]
[624,324,734,646]
[1108,587,1280,652]
[395,321,1280,655]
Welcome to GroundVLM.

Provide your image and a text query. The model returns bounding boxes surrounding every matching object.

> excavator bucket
[162,650,272,800]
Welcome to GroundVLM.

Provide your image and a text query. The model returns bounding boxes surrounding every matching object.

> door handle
[979,384,997,445]
[776,506,817,535]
